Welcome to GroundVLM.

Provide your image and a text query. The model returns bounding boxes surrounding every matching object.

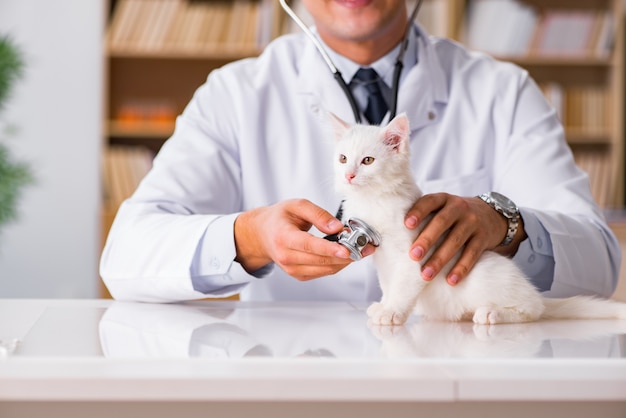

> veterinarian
[100,0,620,303]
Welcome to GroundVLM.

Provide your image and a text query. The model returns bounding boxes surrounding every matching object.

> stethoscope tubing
[279,0,425,124]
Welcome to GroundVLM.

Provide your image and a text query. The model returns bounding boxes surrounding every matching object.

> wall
[0,1,105,297]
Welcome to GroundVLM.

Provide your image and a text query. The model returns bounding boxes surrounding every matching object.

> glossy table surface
[1,298,625,403]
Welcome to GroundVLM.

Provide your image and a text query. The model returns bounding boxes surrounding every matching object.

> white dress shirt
[100,24,620,303]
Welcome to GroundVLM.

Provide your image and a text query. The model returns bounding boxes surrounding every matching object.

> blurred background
[0,1,104,297]
[0,0,625,300]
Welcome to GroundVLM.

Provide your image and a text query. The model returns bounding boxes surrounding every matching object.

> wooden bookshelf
[105,0,280,143]
[101,0,625,297]
[103,0,625,209]
[459,0,624,209]
[102,0,282,297]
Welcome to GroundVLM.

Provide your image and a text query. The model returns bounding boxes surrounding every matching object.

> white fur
[330,112,626,325]
[369,319,626,358]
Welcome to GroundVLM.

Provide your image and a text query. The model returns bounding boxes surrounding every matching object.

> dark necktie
[352,68,388,125]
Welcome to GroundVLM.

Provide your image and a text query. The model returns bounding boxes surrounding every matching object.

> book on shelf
[161,1,187,51]
[174,3,205,51]
[463,0,614,58]
[108,0,268,55]
[564,87,611,137]
[573,149,612,208]
[103,146,154,212]
[464,0,538,57]
[539,80,614,207]
[107,0,141,50]
[225,0,246,48]
[594,11,614,58]
[531,10,609,57]
[539,83,611,139]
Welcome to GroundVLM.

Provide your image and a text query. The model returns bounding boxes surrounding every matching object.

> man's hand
[404,193,526,286]
[234,199,358,280]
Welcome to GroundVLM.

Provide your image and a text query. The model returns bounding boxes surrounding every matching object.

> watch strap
[478,192,519,247]
[501,215,519,246]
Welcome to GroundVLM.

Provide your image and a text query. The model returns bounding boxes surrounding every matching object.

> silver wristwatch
[478,192,520,247]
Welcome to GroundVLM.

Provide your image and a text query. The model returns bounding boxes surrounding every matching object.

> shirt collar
[310,25,420,88]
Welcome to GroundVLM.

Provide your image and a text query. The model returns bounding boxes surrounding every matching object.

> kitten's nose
[346,173,356,183]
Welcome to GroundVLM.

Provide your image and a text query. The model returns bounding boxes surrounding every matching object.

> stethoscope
[278,0,424,124]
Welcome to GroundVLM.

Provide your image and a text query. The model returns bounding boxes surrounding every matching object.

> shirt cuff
[194,213,239,275]
[513,208,555,292]
[190,213,274,295]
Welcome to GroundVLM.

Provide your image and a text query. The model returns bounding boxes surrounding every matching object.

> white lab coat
[100,25,620,303]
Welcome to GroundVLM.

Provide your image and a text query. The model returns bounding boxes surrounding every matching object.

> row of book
[108,0,616,58]
[107,0,451,54]
[100,141,615,214]
[464,0,614,58]
[107,0,276,54]
[540,83,612,135]
[102,146,154,212]
[100,146,614,212]
[106,83,613,139]
[114,99,177,125]
[574,149,613,208]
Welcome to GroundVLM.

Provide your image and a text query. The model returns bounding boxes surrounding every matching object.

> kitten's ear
[328,112,351,140]
[382,113,410,153]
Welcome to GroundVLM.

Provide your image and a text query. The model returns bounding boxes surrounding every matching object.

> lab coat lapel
[397,33,449,133]
[295,42,360,125]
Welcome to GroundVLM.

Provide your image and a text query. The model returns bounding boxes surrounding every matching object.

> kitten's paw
[473,307,502,325]
[473,322,534,341]
[367,322,404,339]
[366,302,383,317]
[370,309,407,326]
[472,324,496,340]
[473,307,539,324]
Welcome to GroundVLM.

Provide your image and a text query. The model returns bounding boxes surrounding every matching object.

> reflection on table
[98,301,626,360]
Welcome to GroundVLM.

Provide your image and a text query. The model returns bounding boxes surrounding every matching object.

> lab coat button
[528,254,535,264]
[537,237,543,249]
[210,257,220,270]
[428,111,436,120]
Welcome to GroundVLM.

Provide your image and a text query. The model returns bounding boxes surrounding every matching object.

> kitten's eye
[362,156,375,165]
[339,154,347,164]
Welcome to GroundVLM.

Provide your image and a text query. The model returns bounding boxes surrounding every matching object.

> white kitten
[331,112,626,325]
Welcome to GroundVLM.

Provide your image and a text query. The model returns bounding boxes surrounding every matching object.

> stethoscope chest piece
[337,218,382,261]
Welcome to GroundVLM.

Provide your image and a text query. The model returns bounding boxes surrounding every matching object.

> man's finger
[286,199,344,235]
[446,239,484,285]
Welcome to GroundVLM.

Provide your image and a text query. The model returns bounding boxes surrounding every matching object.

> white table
[1,299,625,418]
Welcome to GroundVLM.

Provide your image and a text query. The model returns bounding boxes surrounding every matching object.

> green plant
[0,35,32,228]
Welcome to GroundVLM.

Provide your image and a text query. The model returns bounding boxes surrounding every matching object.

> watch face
[491,192,517,216]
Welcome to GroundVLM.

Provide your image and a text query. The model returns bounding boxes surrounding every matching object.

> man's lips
[336,0,372,9]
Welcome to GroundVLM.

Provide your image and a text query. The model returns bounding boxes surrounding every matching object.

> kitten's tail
[541,296,626,320]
